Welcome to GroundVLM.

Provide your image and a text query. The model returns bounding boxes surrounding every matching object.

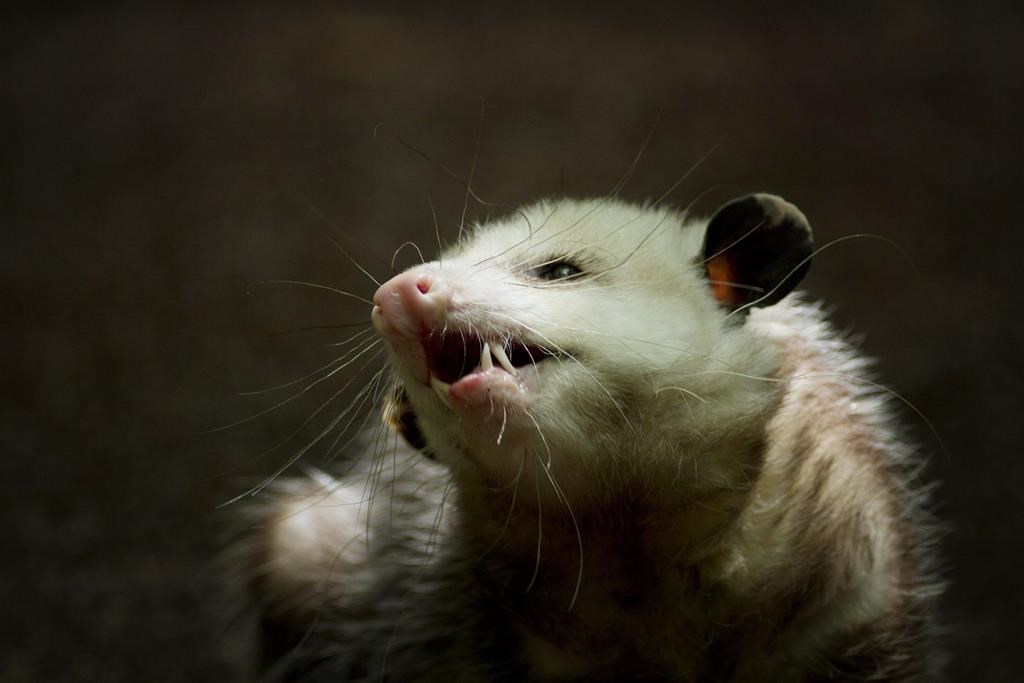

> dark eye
[531,260,583,281]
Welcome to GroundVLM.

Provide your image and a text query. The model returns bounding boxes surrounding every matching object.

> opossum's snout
[372,269,552,410]
[372,272,450,345]
[371,270,450,385]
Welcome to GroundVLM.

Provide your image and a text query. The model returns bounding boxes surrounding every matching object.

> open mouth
[423,331,553,406]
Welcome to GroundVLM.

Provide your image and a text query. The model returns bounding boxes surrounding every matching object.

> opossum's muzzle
[372,268,553,408]
[424,331,550,384]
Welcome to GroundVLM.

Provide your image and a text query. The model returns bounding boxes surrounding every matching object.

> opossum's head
[372,195,812,499]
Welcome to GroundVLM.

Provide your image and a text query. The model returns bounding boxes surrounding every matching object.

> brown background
[3,4,1021,681]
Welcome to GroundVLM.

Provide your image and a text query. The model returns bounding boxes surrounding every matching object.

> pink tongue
[450,372,489,403]
[450,367,525,406]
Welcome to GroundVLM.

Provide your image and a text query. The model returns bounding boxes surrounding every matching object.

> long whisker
[205,338,382,433]
[458,97,484,244]
[496,302,709,379]
[508,206,672,280]
[686,368,946,459]
[216,348,386,507]
[246,279,375,306]
[301,199,385,287]
[478,454,526,560]
[651,137,724,207]
[424,477,455,560]
[606,113,661,199]
[427,193,445,261]
[654,385,710,404]
[266,321,372,338]
[498,183,721,290]
[373,123,534,235]
[325,234,382,287]
[700,217,767,265]
[468,203,561,269]
[488,311,635,434]
[519,199,615,254]
[391,241,426,269]
[706,280,763,294]
[322,367,388,463]
[595,212,673,275]
[724,234,907,321]
[510,138,716,271]
[526,472,543,593]
[527,409,584,612]
[239,328,377,396]
[497,405,508,445]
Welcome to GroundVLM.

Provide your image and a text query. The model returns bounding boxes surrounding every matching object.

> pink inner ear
[707,256,742,307]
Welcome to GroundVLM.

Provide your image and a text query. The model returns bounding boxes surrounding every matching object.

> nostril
[416,276,432,294]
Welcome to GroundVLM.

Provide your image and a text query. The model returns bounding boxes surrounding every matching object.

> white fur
[234,197,940,682]
[396,198,784,504]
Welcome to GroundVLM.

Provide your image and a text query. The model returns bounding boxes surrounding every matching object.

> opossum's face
[372,196,811,493]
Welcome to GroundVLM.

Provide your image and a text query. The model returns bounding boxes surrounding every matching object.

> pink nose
[371,270,450,341]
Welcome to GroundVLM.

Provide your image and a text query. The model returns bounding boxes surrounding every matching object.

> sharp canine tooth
[481,341,493,370]
[430,376,453,409]
[491,343,517,376]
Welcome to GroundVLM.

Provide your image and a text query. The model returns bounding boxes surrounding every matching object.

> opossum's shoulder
[748,295,878,386]
[748,295,832,346]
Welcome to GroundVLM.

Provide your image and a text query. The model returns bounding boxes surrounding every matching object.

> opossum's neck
[447,457,763,670]
[451,423,770,585]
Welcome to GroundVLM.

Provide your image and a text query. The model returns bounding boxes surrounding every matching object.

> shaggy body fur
[230,198,940,681]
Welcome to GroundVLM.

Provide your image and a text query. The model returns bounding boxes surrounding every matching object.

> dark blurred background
[3,4,1021,681]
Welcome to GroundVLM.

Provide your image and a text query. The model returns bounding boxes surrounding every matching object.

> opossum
[231,194,941,681]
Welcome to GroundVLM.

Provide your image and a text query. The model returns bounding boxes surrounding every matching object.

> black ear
[702,193,813,309]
